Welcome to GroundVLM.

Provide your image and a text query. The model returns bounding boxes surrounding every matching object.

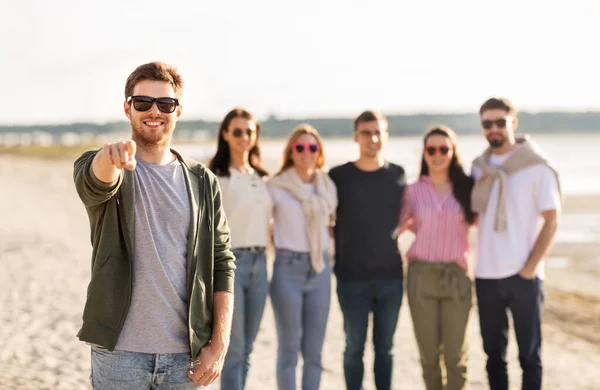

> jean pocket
[233,249,253,263]
[514,272,537,282]
[275,250,297,265]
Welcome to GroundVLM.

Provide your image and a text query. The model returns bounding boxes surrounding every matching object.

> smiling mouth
[144,121,164,127]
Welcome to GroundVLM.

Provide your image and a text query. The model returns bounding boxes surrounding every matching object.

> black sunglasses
[425,146,450,156]
[127,95,179,113]
[231,128,255,138]
[481,118,507,130]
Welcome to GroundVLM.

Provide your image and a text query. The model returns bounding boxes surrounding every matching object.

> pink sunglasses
[292,142,320,153]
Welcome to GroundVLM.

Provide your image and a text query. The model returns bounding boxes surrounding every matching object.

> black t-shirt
[329,161,406,282]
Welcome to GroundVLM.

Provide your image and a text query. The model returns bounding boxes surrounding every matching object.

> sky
[1,0,599,125]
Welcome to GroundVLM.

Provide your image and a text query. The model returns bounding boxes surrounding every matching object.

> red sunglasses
[292,142,320,153]
[425,146,451,156]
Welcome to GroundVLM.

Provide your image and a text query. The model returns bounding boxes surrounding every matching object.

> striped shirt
[398,176,471,270]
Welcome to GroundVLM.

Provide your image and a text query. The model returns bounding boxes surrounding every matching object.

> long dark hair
[419,125,476,225]
[208,108,269,177]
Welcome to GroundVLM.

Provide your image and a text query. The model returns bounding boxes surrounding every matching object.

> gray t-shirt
[115,158,191,353]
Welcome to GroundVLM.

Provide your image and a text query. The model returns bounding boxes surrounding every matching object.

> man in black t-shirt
[329,110,406,390]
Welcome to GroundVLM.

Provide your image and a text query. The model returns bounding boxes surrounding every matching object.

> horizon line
[2,108,600,128]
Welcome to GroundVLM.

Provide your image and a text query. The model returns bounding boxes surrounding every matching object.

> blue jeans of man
[336,278,403,390]
[90,347,203,389]
[270,249,331,390]
[221,247,269,390]
[476,274,544,390]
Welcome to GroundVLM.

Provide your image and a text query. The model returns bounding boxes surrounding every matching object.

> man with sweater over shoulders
[471,97,561,390]
[329,110,406,390]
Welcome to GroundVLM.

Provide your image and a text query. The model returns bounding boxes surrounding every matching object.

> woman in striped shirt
[398,125,476,390]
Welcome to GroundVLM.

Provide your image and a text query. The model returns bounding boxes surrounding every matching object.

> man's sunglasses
[231,128,255,138]
[292,142,320,153]
[127,95,179,113]
[425,146,451,156]
[481,118,507,130]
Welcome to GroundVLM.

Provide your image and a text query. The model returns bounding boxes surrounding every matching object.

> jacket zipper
[113,195,134,351]
[188,169,204,359]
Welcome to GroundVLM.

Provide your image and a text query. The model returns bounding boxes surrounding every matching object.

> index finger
[127,140,136,155]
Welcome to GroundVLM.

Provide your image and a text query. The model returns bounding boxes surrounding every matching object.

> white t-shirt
[268,184,331,252]
[218,169,272,249]
[472,149,561,280]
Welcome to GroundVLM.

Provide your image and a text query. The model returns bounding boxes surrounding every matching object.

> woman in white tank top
[209,108,272,390]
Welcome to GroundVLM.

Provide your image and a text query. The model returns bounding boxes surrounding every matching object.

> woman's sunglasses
[127,95,179,114]
[231,128,255,138]
[425,146,451,156]
[292,142,320,153]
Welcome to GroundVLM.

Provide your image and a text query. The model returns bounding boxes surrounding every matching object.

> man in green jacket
[73,61,236,389]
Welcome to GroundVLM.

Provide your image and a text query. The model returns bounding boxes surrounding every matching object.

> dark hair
[353,110,388,131]
[419,125,476,225]
[208,108,268,177]
[479,97,516,117]
[125,62,184,100]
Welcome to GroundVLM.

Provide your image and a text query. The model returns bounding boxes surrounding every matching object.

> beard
[130,118,174,149]
[486,134,506,148]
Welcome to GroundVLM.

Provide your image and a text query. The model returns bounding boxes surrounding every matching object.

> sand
[1,155,599,390]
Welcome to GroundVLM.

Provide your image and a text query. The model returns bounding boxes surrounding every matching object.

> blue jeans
[90,347,204,389]
[336,278,404,390]
[221,247,269,390]
[270,249,331,390]
[476,274,544,390]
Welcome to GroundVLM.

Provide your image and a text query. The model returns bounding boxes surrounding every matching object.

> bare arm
[92,140,137,183]
[210,291,234,350]
[397,185,414,236]
[520,209,559,279]
[188,291,233,386]
[328,214,335,239]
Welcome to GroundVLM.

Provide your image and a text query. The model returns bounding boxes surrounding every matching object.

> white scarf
[267,168,338,272]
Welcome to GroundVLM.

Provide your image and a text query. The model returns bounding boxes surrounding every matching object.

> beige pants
[407,260,473,390]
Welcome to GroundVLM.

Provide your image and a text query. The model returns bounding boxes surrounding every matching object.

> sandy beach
[1,154,599,390]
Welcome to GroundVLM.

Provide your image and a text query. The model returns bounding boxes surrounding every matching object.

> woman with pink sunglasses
[397,125,476,390]
[266,124,337,390]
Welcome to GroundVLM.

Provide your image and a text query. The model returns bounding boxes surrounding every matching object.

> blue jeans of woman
[270,249,331,390]
[221,247,269,390]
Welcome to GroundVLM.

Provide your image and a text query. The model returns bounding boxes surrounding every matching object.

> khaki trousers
[407,260,472,390]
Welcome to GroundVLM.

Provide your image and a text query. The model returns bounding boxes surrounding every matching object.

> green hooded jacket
[73,149,235,359]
